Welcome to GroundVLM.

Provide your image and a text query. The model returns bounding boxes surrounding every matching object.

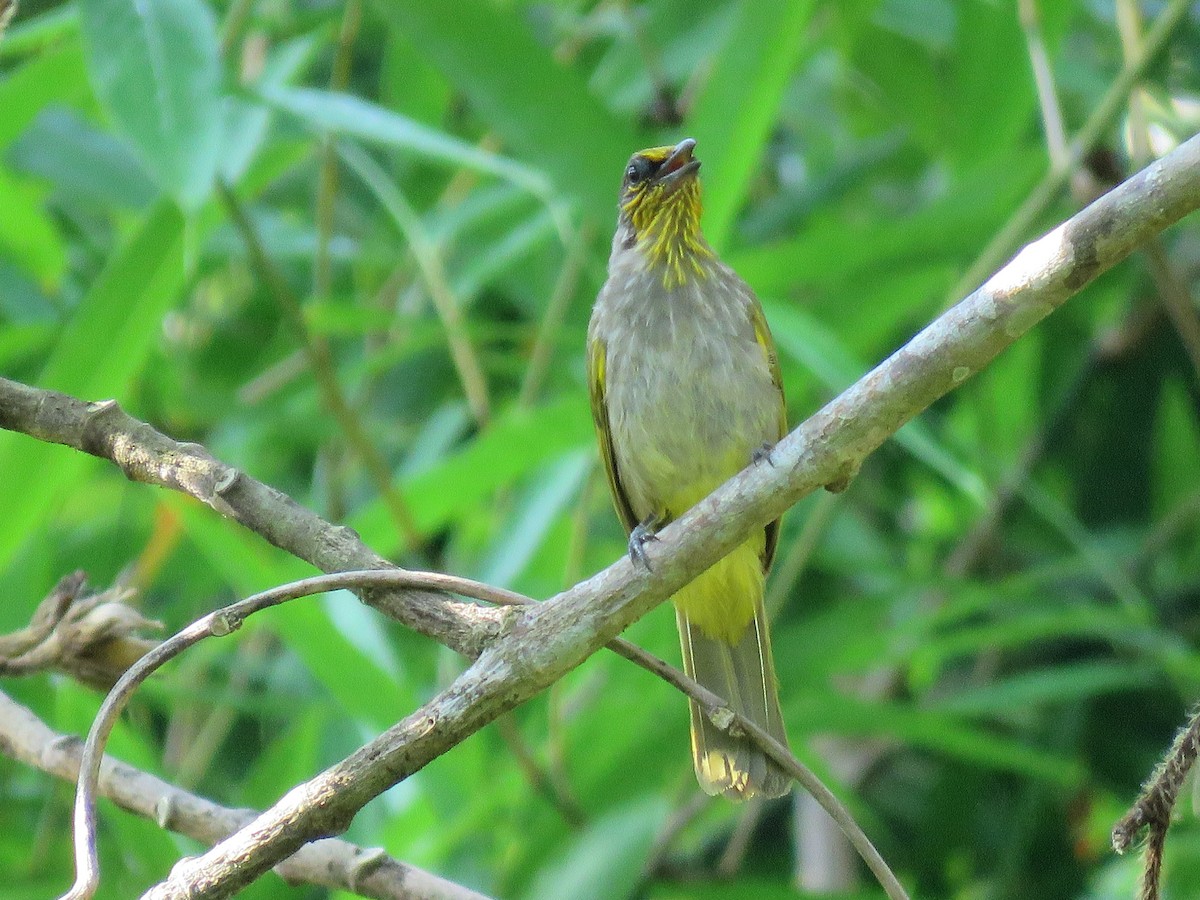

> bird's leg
[628,513,662,571]
[752,441,776,467]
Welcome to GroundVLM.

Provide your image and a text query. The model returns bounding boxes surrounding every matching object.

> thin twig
[1018,0,1068,169]
[765,490,837,615]
[171,630,272,791]
[236,349,308,405]
[218,182,427,552]
[940,349,1094,578]
[1108,0,1200,384]
[640,790,710,882]
[1116,0,1152,170]
[494,715,585,826]
[0,0,15,41]
[217,0,254,60]
[1142,239,1200,383]
[717,799,764,877]
[1113,0,1200,385]
[313,0,361,300]
[338,143,493,428]
[948,0,1190,302]
[62,569,528,900]
[603,639,909,900]
[1135,490,1200,571]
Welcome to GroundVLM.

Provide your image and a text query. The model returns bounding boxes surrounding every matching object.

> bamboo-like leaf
[685,0,815,250]
[79,0,221,208]
[373,0,638,220]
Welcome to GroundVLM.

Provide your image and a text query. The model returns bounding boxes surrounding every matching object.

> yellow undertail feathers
[673,538,762,646]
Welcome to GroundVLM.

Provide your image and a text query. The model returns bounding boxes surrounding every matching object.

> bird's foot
[628,517,660,571]
[752,441,777,467]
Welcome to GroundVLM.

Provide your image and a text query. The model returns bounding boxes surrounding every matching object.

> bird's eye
[626,157,654,185]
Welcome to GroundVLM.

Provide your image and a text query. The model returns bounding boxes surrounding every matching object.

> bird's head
[616,138,712,285]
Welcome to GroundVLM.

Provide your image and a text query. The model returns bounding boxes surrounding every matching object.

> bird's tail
[675,543,790,800]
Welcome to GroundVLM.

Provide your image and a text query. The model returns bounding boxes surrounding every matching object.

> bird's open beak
[658,138,701,185]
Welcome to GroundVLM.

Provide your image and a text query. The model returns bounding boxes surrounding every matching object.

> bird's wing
[749,298,787,570]
[587,335,639,534]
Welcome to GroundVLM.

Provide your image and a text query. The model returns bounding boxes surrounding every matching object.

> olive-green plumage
[587,138,790,799]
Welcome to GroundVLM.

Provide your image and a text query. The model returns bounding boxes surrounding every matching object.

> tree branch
[59,570,522,900]
[0,688,485,900]
[0,393,902,898]
[124,131,1200,897]
[0,380,500,659]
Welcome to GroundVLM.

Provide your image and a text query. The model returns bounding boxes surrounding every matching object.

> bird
[587,137,790,799]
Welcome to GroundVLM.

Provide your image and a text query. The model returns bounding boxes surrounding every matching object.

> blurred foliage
[2,0,1200,898]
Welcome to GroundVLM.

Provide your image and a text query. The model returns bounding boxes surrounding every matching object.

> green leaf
[947,0,1032,167]
[0,199,186,570]
[0,40,89,151]
[476,451,591,587]
[8,108,157,209]
[522,798,670,900]
[686,0,815,250]
[260,84,554,201]
[0,166,65,287]
[350,397,593,557]
[79,0,221,209]
[373,0,638,221]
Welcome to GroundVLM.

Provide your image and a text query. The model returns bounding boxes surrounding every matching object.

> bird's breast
[594,268,780,521]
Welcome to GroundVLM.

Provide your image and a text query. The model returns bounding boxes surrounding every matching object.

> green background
[2,0,1200,897]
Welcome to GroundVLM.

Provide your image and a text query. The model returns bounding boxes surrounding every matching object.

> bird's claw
[752,441,777,467]
[628,519,659,571]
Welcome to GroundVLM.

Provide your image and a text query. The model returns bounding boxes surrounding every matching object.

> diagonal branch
[0,379,899,896]
[128,132,1200,897]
